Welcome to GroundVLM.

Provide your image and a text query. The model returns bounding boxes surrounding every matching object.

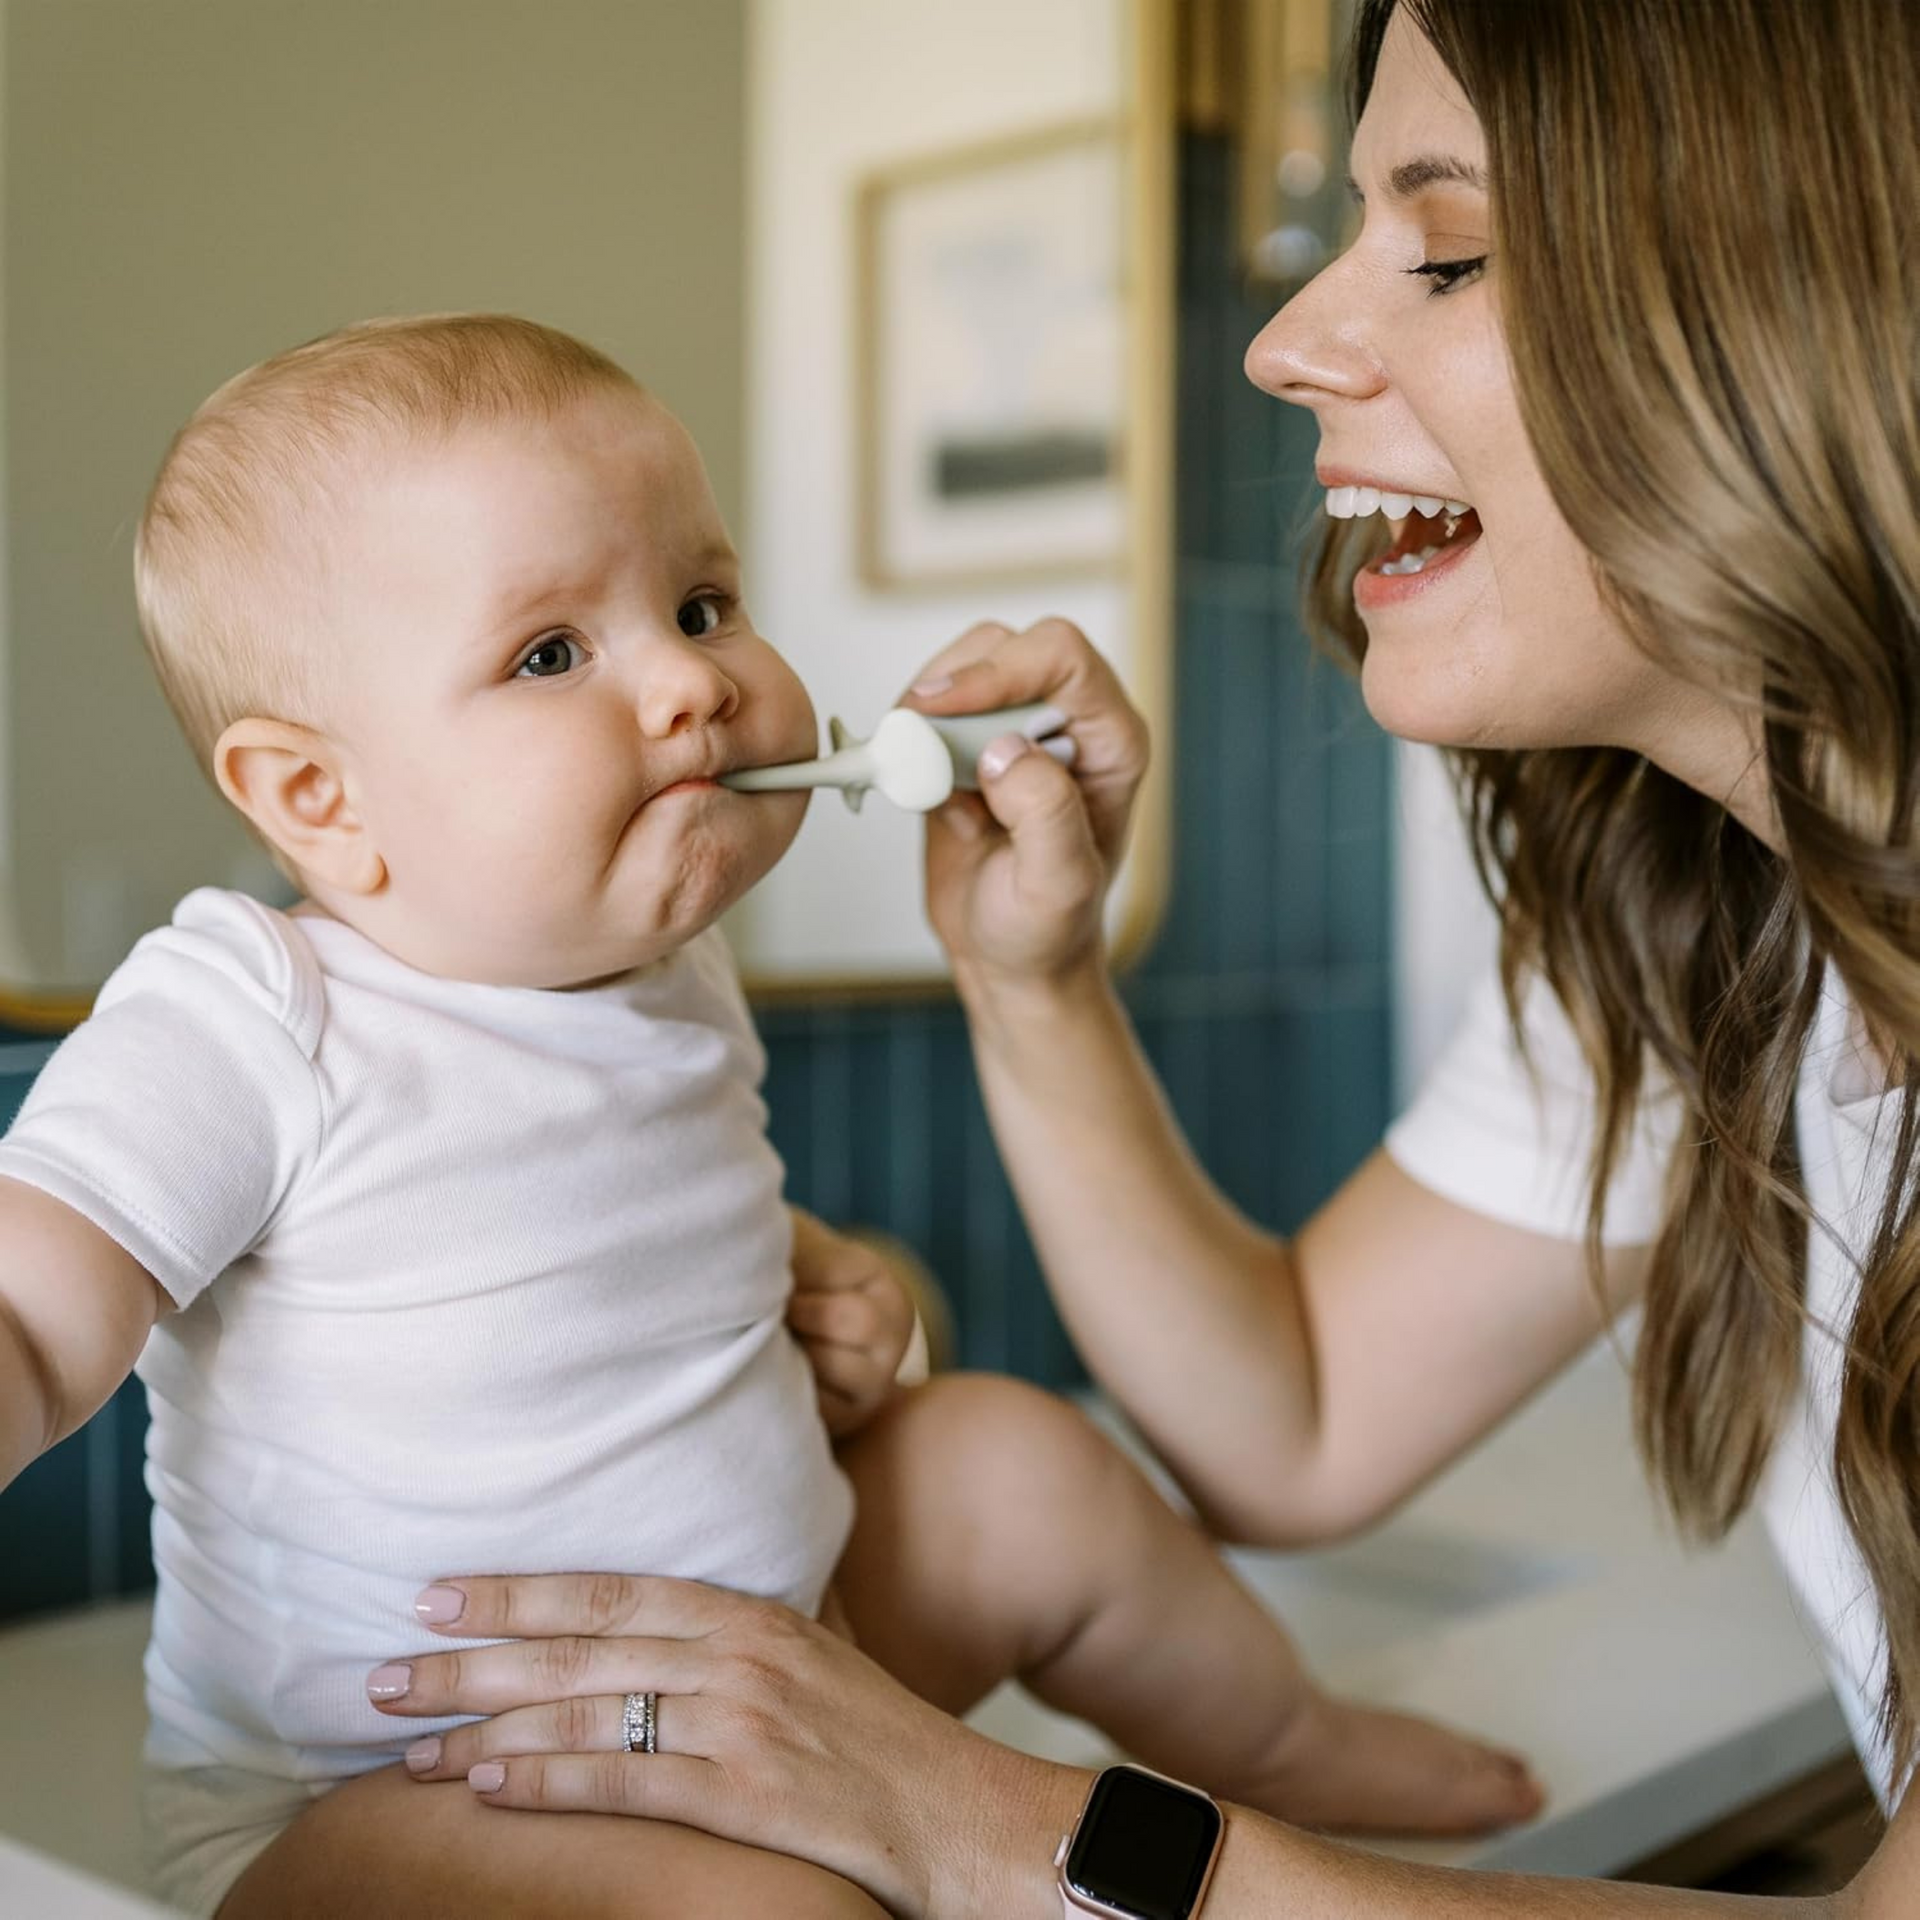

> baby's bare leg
[218,1760,886,1919]
[836,1374,1539,1837]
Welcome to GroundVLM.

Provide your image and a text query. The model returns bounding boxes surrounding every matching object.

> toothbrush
[719,703,1076,813]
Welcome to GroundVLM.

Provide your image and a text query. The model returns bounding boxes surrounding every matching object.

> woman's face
[1246,9,1737,783]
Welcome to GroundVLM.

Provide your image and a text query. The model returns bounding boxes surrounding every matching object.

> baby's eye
[514,631,586,678]
[677,593,729,640]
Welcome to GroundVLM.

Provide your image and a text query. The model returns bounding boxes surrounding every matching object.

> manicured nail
[912,673,953,696]
[415,1583,466,1626]
[405,1737,442,1773]
[468,1762,506,1793]
[976,733,1030,782]
[366,1662,412,1701]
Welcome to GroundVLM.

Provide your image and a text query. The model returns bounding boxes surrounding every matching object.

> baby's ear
[213,718,386,896]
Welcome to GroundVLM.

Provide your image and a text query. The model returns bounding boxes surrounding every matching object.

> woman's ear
[213,717,387,896]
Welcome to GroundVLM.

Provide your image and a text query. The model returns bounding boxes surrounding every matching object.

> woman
[259,0,1918,1911]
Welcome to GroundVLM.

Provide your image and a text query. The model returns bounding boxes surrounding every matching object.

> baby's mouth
[1367,503,1484,577]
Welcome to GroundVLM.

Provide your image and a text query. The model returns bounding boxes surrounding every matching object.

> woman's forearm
[955,957,1330,1538]
[961,1748,1840,1920]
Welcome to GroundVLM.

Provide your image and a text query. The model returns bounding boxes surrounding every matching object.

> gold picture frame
[854,118,1133,595]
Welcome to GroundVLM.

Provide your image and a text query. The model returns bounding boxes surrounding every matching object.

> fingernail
[911,673,953,696]
[366,1662,412,1701]
[415,1583,466,1626]
[405,1737,442,1773]
[976,734,1030,782]
[468,1762,506,1793]
[939,802,982,843]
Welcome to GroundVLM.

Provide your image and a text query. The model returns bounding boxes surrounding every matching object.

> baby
[0,315,1536,1917]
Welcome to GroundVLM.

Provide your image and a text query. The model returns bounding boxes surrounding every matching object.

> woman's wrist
[952,948,1118,1054]
[929,1741,1089,1920]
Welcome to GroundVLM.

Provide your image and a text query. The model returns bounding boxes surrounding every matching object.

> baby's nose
[637,645,740,737]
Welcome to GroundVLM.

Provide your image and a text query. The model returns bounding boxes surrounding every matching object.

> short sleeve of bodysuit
[0,888,325,1308]
[1384,966,1683,1248]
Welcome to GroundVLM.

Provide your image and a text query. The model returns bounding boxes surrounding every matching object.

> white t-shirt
[0,888,854,1783]
[1386,964,1905,1808]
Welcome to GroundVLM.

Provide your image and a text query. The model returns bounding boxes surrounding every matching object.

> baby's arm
[0,1174,167,1490]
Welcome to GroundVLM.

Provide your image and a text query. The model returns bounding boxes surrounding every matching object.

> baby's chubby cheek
[758,663,811,751]
[631,798,784,936]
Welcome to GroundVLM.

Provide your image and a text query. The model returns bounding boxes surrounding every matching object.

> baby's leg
[835,1374,1540,1838]
[217,1760,886,1919]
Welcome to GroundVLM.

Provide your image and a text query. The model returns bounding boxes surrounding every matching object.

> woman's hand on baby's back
[901,618,1148,993]
[787,1209,916,1438]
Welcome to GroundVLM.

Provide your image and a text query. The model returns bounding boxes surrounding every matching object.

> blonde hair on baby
[133,312,638,772]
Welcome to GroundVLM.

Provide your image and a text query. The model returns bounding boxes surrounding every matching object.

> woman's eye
[677,593,727,640]
[514,632,586,679]
[1406,255,1487,298]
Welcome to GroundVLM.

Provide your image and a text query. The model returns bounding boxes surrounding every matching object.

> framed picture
[855,119,1129,590]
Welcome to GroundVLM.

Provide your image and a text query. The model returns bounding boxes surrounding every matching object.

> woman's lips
[1351,520,1485,611]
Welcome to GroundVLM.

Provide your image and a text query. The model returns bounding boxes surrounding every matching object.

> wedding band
[621,1690,658,1755]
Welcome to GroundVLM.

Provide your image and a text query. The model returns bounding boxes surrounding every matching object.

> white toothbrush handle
[718,702,1075,808]
[719,745,874,793]
[926,703,1075,789]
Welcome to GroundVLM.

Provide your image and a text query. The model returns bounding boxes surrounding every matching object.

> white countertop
[0,1341,1851,1910]
[0,1835,175,1920]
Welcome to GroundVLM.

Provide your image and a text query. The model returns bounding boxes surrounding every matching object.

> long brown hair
[1306,0,1920,1770]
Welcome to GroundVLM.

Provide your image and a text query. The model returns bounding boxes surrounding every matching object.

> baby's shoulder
[96,886,326,1062]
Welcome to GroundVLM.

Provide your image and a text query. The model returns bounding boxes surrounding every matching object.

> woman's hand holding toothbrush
[901,617,1149,995]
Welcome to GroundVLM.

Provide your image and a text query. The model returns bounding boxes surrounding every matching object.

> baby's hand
[787,1210,919,1438]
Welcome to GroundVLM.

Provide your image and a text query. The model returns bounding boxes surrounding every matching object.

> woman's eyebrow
[1344,153,1487,204]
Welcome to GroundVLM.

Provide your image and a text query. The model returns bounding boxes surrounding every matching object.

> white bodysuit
[0,888,854,1911]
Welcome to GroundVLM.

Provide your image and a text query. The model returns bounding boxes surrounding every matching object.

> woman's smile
[1351,508,1486,610]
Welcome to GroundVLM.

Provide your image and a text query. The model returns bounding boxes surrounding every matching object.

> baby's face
[314,390,814,987]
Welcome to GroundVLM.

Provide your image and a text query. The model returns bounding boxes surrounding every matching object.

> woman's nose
[1243,257,1385,411]
[635,638,740,739]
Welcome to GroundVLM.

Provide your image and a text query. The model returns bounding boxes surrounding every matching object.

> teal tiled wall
[0,134,1392,1624]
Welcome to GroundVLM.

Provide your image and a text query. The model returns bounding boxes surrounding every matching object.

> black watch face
[1063,1767,1223,1920]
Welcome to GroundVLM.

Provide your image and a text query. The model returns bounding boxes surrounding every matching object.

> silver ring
[621,1690,658,1755]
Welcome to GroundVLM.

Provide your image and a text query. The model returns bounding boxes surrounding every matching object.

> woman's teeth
[1325,483,1481,578]
[1325,486,1472,520]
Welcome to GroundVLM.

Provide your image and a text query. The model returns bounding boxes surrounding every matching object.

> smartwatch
[1053,1763,1225,1919]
